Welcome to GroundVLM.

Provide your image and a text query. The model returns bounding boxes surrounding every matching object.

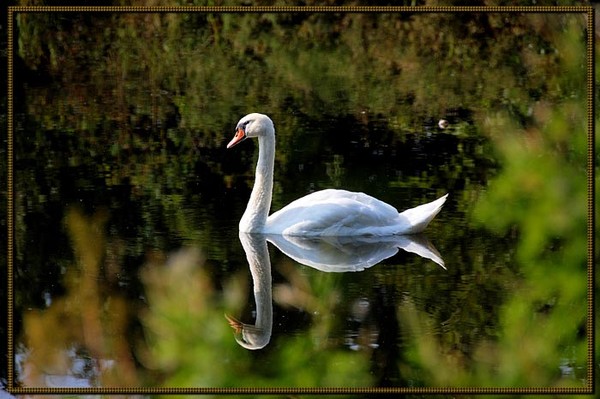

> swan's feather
[264,189,447,236]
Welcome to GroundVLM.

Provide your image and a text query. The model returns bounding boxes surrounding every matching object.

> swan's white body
[227,113,447,236]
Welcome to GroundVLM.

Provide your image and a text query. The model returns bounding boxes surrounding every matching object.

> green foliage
[469,15,588,389]
[390,12,590,390]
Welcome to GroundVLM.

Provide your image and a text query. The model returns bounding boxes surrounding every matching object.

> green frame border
[6,5,595,395]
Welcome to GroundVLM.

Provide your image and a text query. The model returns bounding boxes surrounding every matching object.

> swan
[227,113,448,236]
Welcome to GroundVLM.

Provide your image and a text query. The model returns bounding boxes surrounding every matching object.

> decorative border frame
[5,5,595,396]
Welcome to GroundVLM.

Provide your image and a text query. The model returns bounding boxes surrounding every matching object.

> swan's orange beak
[227,128,246,149]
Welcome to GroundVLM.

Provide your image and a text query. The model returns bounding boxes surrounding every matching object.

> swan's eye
[237,120,251,132]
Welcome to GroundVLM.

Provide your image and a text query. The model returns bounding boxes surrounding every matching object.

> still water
[9,9,588,392]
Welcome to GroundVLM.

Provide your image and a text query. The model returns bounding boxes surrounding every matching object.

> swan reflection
[267,233,445,272]
[226,232,445,350]
[225,233,273,350]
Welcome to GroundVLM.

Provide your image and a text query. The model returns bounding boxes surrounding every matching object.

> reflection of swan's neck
[247,234,272,333]
[240,134,275,233]
[235,233,273,350]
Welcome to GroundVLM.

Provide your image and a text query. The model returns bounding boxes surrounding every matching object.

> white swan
[227,113,448,236]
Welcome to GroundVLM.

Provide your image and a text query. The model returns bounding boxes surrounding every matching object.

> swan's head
[227,113,274,149]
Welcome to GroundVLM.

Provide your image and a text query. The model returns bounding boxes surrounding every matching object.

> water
[8,10,589,392]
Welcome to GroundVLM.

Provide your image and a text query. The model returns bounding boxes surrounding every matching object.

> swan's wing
[266,189,401,236]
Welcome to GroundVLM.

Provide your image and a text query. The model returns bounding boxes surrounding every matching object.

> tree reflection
[17,208,139,388]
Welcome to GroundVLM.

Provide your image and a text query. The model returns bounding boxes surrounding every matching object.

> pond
[7,7,590,395]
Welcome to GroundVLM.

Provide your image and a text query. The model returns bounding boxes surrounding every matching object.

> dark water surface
[8,9,589,392]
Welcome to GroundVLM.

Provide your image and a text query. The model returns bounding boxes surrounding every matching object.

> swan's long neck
[240,133,275,233]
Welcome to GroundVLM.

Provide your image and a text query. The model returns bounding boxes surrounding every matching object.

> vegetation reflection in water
[10,6,591,393]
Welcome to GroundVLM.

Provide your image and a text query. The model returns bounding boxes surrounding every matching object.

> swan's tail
[399,193,448,234]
